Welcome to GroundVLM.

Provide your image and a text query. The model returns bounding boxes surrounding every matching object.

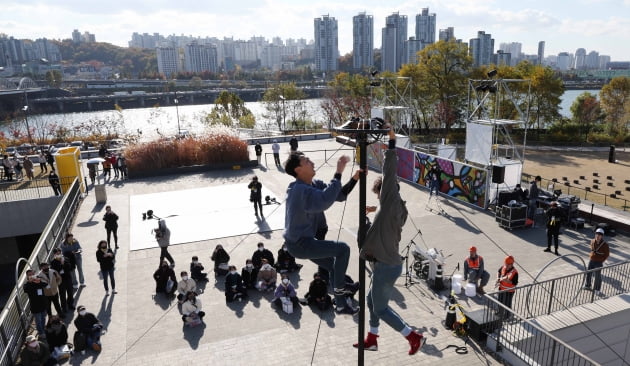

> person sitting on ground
[463,246,490,295]
[225,265,247,303]
[241,259,258,289]
[153,260,177,297]
[190,256,208,282]
[252,242,275,269]
[276,243,303,273]
[256,258,277,292]
[176,271,197,303]
[18,334,57,366]
[44,315,68,354]
[273,274,300,309]
[74,305,103,352]
[181,291,205,326]
[303,272,332,311]
[211,244,230,277]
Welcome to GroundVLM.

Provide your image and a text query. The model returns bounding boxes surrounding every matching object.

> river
[1,90,598,142]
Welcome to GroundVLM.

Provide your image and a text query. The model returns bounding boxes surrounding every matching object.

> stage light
[487,69,497,78]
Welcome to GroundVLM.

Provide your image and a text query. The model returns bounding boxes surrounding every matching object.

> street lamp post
[22,106,33,145]
[279,95,286,132]
[174,91,181,137]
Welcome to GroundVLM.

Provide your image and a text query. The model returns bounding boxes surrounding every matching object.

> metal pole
[174,91,181,136]
[357,132,368,365]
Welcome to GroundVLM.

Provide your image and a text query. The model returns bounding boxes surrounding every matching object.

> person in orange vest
[496,255,518,317]
[463,246,490,295]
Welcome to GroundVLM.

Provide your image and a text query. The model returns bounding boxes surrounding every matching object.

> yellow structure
[54,147,85,193]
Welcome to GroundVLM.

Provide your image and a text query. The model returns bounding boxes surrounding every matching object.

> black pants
[106,227,118,247]
[46,294,63,316]
[497,291,515,318]
[58,282,74,311]
[51,184,61,196]
[160,247,174,265]
[253,198,263,215]
[547,229,559,250]
[273,153,280,166]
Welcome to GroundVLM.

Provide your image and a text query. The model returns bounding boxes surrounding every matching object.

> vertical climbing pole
[356,131,368,366]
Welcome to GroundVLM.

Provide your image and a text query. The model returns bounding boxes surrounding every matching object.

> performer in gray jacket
[356,126,425,355]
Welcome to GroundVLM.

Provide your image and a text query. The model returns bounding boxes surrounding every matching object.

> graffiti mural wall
[366,142,488,208]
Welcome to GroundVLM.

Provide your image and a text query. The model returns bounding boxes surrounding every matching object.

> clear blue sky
[2,0,629,60]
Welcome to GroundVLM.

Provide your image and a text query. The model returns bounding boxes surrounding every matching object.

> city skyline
[2,0,630,60]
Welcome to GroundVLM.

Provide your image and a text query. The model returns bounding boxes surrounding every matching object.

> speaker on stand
[491,165,505,207]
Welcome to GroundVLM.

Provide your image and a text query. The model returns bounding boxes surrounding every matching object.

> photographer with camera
[154,219,174,267]
[248,176,263,217]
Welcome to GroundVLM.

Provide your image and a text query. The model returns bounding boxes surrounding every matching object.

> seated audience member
[241,259,258,289]
[303,272,333,311]
[153,260,177,297]
[252,242,275,269]
[256,259,277,292]
[74,306,103,352]
[44,315,68,351]
[276,244,303,273]
[190,256,208,282]
[181,291,205,326]
[211,244,230,277]
[19,335,57,366]
[273,274,300,308]
[225,265,247,302]
[176,271,197,303]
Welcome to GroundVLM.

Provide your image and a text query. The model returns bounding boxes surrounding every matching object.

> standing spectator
[38,151,48,173]
[584,228,610,296]
[102,155,112,178]
[109,154,119,179]
[176,271,197,303]
[241,259,258,289]
[74,305,103,352]
[155,219,174,267]
[98,144,107,158]
[96,240,116,295]
[271,139,281,166]
[211,244,230,277]
[153,260,177,296]
[248,176,263,216]
[190,256,208,282]
[252,242,275,269]
[513,184,527,202]
[544,201,563,255]
[23,156,34,180]
[273,274,300,309]
[528,176,541,221]
[18,334,56,366]
[254,142,262,165]
[61,233,85,288]
[23,269,48,336]
[36,262,63,317]
[427,165,441,198]
[303,272,332,311]
[87,163,97,185]
[256,259,277,292]
[14,156,23,180]
[181,291,205,325]
[2,154,14,181]
[463,246,490,295]
[496,255,519,317]
[225,265,247,302]
[276,244,302,273]
[289,134,298,152]
[103,205,119,249]
[48,170,61,196]
[116,153,127,179]
[44,315,68,354]
[45,151,55,171]
[50,248,75,312]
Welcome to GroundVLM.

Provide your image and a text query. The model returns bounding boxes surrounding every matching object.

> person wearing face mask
[61,233,84,289]
[176,271,197,303]
[251,242,275,269]
[102,205,119,249]
[256,258,277,292]
[36,262,63,317]
[302,272,333,311]
[273,274,300,309]
[211,244,231,277]
[181,291,205,326]
[155,219,174,267]
[95,240,116,295]
[225,265,247,302]
[190,256,208,282]
[18,334,56,366]
[23,269,48,337]
[50,248,75,313]
[74,305,103,352]
[276,243,303,273]
[154,260,177,297]
[248,175,263,217]
[241,259,258,289]
[44,315,68,353]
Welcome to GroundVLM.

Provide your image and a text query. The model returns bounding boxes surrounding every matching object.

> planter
[128,160,258,179]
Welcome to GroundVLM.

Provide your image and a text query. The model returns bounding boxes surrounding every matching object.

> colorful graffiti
[366,142,487,208]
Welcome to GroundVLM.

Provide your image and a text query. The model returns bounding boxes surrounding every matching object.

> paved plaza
[63,138,629,365]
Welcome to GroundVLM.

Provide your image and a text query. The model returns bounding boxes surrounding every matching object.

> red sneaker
[405,331,425,355]
[353,332,378,351]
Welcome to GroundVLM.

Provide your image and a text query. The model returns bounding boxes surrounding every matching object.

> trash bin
[608,145,616,163]
[94,184,107,203]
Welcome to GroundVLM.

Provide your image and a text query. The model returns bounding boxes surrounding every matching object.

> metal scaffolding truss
[370,76,413,135]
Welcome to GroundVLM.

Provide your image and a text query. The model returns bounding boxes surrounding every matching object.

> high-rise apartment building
[537,41,545,65]
[469,31,494,67]
[599,55,611,69]
[184,41,218,73]
[415,8,436,45]
[499,42,521,66]
[314,14,339,72]
[439,27,455,42]
[405,37,424,64]
[156,46,179,77]
[72,29,81,43]
[494,50,511,66]
[352,12,373,71]
[261,44,283,71]
[557,52,571,71]
[381,12,407,72]
[574,48,586,69]
[586,50,599,69]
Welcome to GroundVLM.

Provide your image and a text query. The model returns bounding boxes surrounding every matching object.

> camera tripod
[403,240,417,287]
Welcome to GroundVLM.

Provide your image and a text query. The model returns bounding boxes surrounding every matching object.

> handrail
[0,176,78,203]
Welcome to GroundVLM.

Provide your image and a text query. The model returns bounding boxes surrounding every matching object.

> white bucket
[452,274,463,286]
[465,283,477,297]
[452,281,462,294]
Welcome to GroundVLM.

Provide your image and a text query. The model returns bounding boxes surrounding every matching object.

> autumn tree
[45,70,63,88]
[262,83,308,131]
[570,92,604,140]
[524,64,564,130]
[320,72,372,129]
[600,76,630,136]
[204,91,255,129]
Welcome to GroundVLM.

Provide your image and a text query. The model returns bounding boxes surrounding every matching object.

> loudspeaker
[492,166,505,184]
[466,309,501,342]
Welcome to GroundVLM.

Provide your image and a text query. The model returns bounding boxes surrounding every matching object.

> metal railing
[482,261,630,366]
[0,178,82,366]
[0,176,77,202]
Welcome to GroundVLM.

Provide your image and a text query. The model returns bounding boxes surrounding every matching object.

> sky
[2,0,630,61]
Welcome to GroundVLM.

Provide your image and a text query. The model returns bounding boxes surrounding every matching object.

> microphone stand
[404,240,416,287]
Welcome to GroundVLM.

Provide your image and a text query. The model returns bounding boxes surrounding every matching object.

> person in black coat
[289,135,298,152]
[96,240,116,295]
[23,269,48,336]
[224,265,247,302]
[252,242,274,269]
[254,142,262,165]
[103,205,119,249]
[74,305,103,352]
[44,315,68,350]
[276,244,302,273]
[303,272,332,311]
[248,176,263,216]
[50,248,75,312]
[190,256,208,282]
[153,261,177,296]
[211,244,230,277]
[241,259,258,289]
[48,170,61,196]
[544,201,563,255]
